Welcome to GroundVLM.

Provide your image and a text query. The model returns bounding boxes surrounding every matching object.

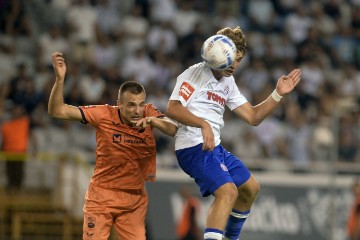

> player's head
[217,26,247,55]
[117,81,146,126]
[214,26,247,77]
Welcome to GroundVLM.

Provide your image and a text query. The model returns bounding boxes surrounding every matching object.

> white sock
[204,231,223,240]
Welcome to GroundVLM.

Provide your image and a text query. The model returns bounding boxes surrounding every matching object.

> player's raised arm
[48,52,82,121]
[233,69,301,126]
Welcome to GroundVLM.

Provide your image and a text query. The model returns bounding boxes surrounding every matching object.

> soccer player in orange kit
[48,52,178,240]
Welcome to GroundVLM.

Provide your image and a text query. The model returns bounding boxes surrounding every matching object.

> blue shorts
[175,143,251,197]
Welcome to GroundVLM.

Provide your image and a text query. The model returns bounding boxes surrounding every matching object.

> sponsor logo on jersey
[220,163,228,171]
[179,82,195,101]
[113,133,146,144]
[113,134,122,143]
[207,91,225,106]
[124,134,146,144]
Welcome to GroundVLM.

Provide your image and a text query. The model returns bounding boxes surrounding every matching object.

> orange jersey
[347,196,360,238]
[79,104,164,190]
[1,116,30,152]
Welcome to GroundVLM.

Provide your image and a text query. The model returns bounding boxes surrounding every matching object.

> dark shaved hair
[118,81,146,102]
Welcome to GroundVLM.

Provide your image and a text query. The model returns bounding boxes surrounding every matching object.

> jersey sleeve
[79,105,107,127]
[226,79,248,111]
[145,104,165,118]
[169,72,197,107]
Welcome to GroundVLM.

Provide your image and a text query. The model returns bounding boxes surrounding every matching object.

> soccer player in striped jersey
[167,26,301,240]
[49,52,177,240]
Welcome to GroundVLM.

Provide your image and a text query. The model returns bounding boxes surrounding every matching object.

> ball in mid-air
[201,34,237,70]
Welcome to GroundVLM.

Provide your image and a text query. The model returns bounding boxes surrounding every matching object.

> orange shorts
[83,183,148,240]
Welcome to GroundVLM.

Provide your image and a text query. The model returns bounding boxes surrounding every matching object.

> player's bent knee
[238,177,260,202]
[252,178,260,196]
[215,183,238,203]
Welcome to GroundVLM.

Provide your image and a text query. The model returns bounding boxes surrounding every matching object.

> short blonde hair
[217,26,247,55]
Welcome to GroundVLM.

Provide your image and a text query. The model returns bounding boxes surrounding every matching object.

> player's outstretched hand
[52,52,66,80]
[275,69,301,95]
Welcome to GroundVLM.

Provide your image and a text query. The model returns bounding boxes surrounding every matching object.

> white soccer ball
[201,34,237,70]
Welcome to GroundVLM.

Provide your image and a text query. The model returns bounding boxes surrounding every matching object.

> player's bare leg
[224,175,260,240]
[205,183,238,239]
[234,175,260,210]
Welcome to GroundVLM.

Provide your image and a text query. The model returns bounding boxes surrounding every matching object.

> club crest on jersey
[220,163,228,171]
[179,82,195,101]
[207,91,225,106]
[224,85,229,95]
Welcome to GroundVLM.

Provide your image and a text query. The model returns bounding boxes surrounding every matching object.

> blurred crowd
[0,0,359,176]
